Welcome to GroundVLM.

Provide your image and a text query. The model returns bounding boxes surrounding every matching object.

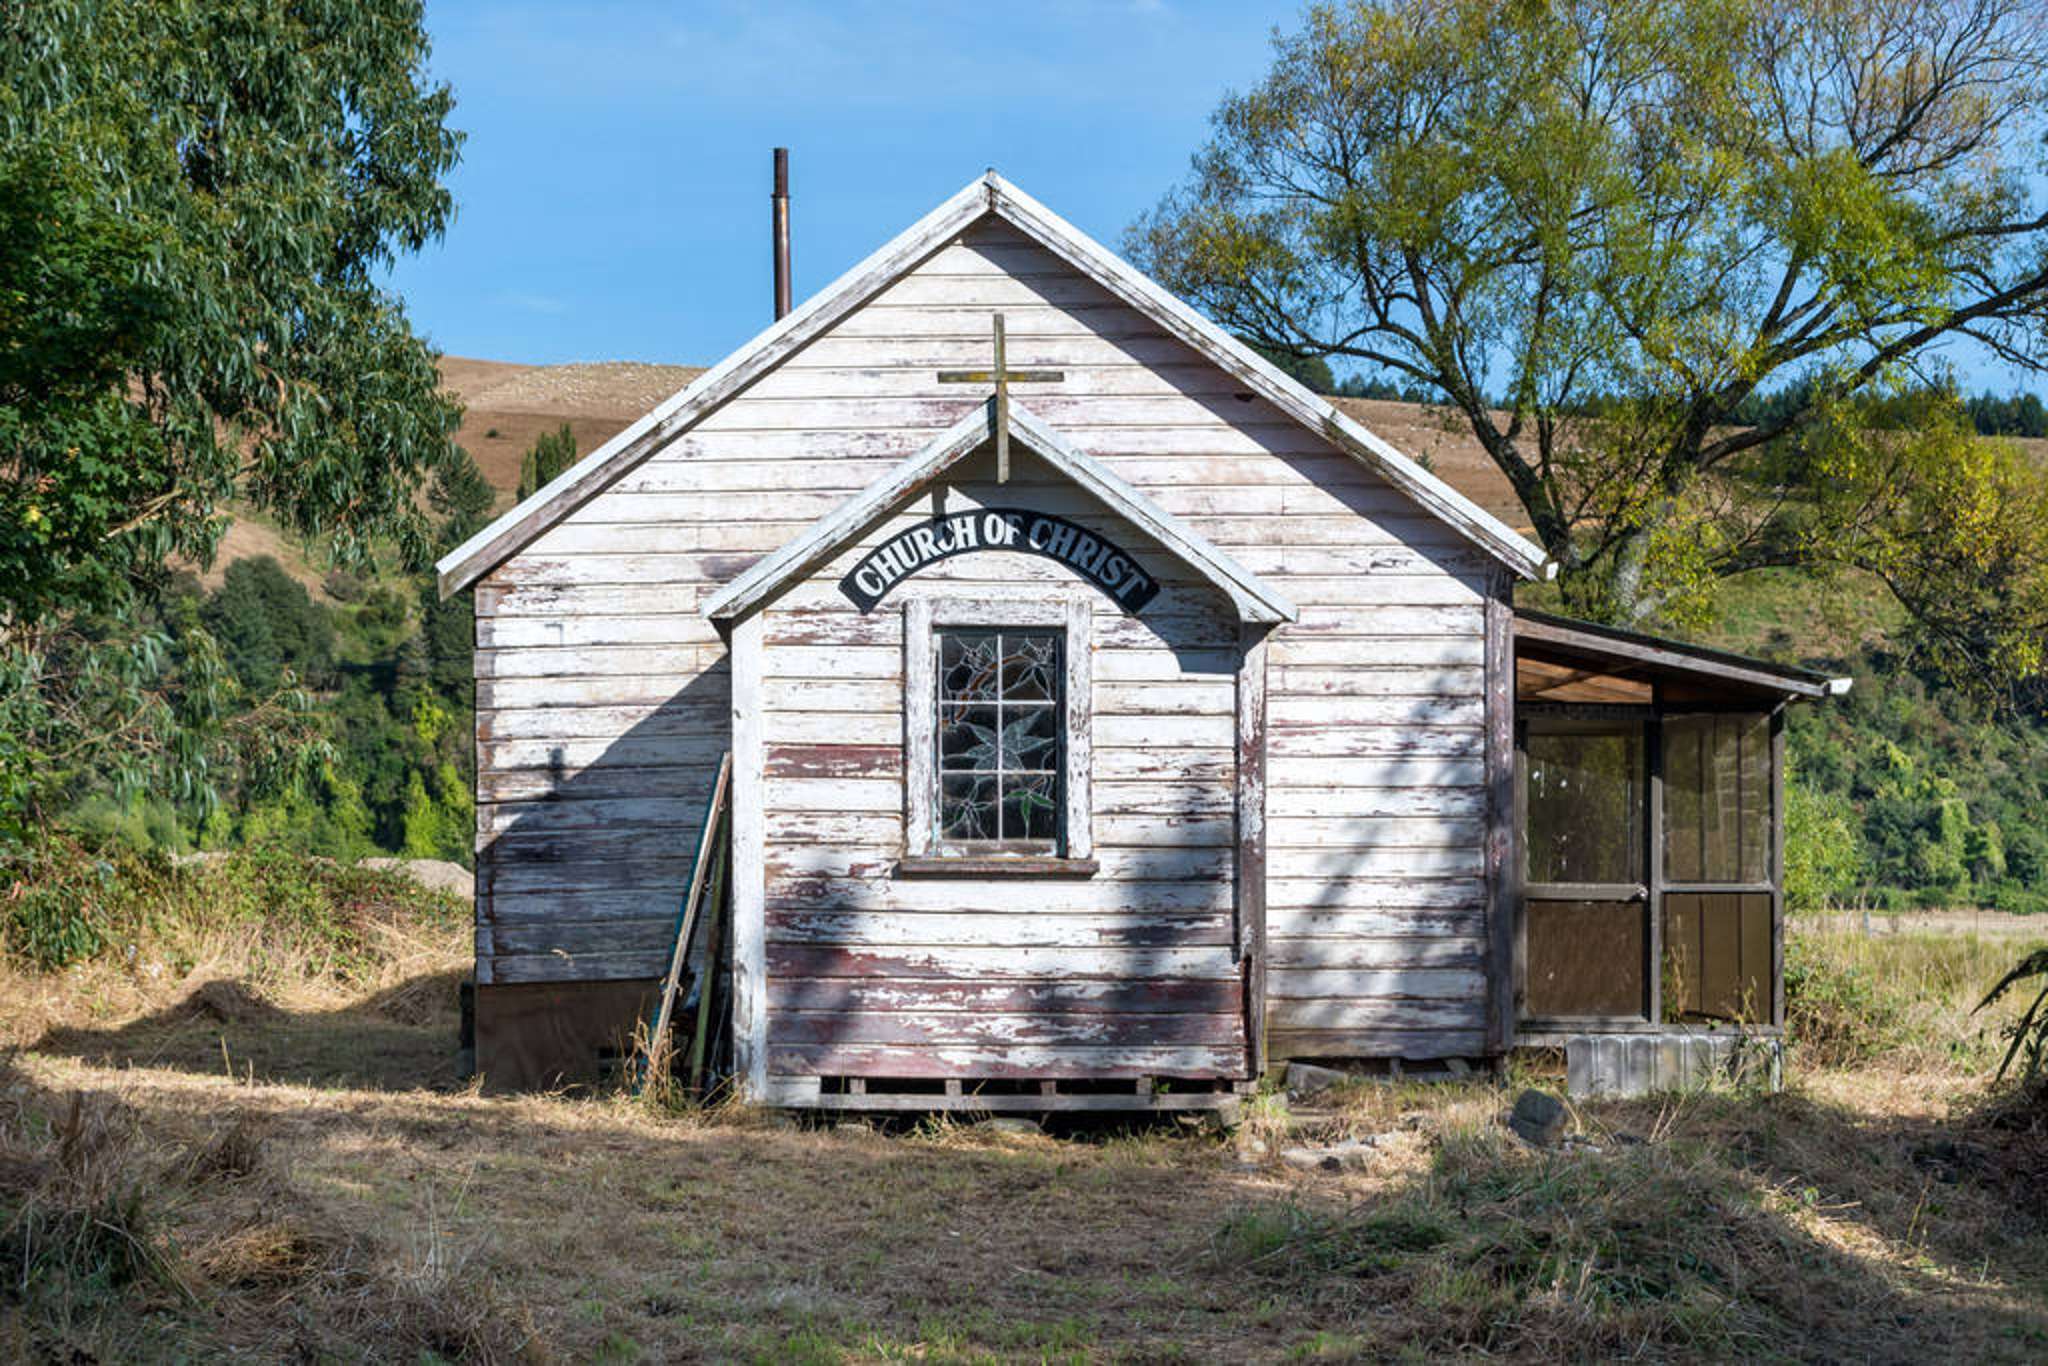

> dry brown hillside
[1329,397,1524,527]
[442,357,706,506]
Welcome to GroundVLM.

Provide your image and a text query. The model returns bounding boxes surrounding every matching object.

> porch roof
[1513,609,1853,707]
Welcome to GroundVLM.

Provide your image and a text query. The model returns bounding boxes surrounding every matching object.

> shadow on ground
[6,1022,2048,1360]
[26,970,466,1092]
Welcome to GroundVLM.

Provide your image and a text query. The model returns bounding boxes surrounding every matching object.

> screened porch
[1510,611,1847,1041]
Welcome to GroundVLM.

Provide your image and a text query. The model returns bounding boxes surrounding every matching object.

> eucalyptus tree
[1133,0,2048,681]
[0,1,463,835]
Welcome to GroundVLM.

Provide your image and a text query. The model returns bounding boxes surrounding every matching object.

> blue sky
[388,1,1299,367]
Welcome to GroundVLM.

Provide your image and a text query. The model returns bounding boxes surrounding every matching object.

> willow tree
[0,1,462,836]
[1132,0,2048,681]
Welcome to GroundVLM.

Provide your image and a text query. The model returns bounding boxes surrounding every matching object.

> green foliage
[1966,391,2048,439]
[202,558,335,694]
[65,795,187,856]
[1784,773,1859,912]
[1786,643,2048,913]
[517,423,578,502]
[0,595,328,847]
[0,0,463,841]
[0,0,463,617]
[1334,373,1441,404]
[431,447,497,547]
[0,144,176,623]
[1133,0,2048,683]
[0,837,462,974]
[192,551,474,862]
[6,500,478,868]
[399,762,470,863]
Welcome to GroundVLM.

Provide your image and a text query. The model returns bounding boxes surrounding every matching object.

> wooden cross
[936,312,1063,482]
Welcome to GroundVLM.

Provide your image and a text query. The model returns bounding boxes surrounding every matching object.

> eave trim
[702,399,1298,625]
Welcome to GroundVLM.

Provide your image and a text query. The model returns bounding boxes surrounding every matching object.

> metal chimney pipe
[772,148,792,321]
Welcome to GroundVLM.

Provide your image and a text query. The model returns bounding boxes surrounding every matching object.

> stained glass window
[936,629,1063,848]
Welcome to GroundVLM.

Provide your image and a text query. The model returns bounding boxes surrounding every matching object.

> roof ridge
[435,170,1551,598]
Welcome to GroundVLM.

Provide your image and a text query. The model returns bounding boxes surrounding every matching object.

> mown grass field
[3,861,2048,1361]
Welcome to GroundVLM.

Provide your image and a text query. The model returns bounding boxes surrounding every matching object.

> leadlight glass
[936,629,1062,847]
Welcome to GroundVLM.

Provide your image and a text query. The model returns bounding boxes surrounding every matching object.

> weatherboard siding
[757,460,1245,1080]
[473,216,1493,1061]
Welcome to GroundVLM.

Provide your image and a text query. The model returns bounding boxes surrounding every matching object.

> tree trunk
[1607,524,1658,626]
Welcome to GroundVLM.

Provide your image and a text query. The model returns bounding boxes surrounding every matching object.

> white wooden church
[437,173,1838,1110]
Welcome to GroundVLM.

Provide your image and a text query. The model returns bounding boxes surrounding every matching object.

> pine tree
[517,424,577,502]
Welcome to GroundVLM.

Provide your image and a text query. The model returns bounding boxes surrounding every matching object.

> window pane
[1000,706,1058,770]
[1525,899,1646,1018]
[938,704,998,770]
[940,632,999,700]
[933,628,1066,848]
[1004,773,1060,841]
[939,774,998,840]
[1663,892,1772,1023]
[1663,715,1770,883]
[999,633,1059,701]
[1525,728,1643,885]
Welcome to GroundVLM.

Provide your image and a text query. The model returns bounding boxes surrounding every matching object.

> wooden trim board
[727,613,768,1099]
[1235,622,1269,1077]
[700,400,1297,626]
[1515,610,1842,700]
[1482,583,1515,1053]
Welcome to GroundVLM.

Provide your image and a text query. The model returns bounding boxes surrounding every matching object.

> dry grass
[5,903,2048,1360]
[1786,921,2029,1072]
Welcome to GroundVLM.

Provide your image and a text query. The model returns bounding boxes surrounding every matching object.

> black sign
[839,508,1161,614]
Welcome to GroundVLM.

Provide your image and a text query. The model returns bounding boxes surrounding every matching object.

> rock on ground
[1507,1089,1568,1148]
[1280,1136,1384,1172]
[1284,1062,1355,1099]
[359,857,474,898]
[976,1117,1043,1137]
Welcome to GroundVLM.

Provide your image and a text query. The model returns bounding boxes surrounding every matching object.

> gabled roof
[436,172,1552,598]
[703,399,1298,625]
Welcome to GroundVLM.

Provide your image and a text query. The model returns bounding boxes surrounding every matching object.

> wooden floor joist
[801,1090,1241,1114]
[786,1074,1248,1113]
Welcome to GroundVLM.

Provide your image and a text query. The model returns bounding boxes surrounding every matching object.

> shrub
[1785,934,1903,1066]
[1984,881,2048,916]
[1786,929,2014,1072]
[0,837,462,975]
[1784,776,1860,911]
